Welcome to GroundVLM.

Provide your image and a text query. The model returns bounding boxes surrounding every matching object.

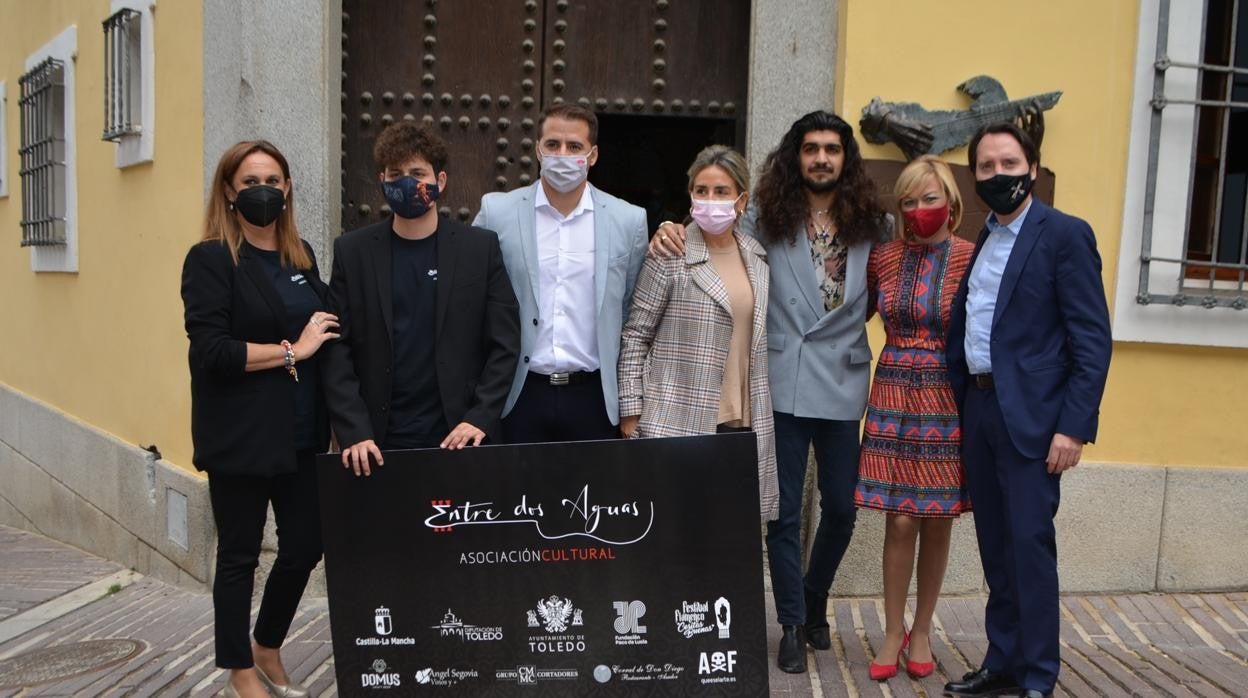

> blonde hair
[893,155,962,239]
[202,140,311,270]
[686,145,750,195]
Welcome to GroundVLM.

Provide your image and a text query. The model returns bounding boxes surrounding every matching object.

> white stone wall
[201,0,343,276]
[0,384,213,590]
[745,0,839,174]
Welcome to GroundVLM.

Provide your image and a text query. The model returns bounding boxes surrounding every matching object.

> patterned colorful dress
[855,237,974,518]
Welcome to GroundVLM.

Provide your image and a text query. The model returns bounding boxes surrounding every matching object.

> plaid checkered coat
[618,225,779,521]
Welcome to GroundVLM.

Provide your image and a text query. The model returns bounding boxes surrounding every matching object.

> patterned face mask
[382,177,440,219]
[975,172,1032,215]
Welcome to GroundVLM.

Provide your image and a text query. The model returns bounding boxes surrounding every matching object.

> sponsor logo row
[356,596,741,688]
[360,652,740,689]
[360,594,733,651]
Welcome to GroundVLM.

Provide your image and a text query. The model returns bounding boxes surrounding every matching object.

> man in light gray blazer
[654,111,888,674]
[474,104,648,443]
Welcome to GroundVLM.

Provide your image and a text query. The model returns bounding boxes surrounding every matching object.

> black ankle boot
[777,624,807,673]
[804,590,831,650]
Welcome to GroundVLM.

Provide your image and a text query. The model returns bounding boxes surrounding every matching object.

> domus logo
[362,658,401,689]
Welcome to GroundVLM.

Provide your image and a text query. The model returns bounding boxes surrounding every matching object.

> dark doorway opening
[590,114,738,236]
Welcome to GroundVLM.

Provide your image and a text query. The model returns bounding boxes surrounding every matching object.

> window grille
[18,57,66,248]
[1140,0,1248,310]
[102,8,141,142]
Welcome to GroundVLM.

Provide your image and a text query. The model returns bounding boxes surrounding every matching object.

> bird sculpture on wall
[860,75,1061,160]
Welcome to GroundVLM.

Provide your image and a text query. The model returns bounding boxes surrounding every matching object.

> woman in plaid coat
[618,146,779,521]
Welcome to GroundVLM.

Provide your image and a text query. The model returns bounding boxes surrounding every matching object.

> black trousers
[502,371,617,443]
[208,450,323,669]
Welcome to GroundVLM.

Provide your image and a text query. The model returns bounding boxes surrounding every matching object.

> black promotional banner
[317,434,769,696]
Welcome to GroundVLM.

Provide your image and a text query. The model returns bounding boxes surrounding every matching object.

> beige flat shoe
[255,664,311,697]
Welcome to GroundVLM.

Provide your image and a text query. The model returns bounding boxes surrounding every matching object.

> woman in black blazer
[181,140,338,698]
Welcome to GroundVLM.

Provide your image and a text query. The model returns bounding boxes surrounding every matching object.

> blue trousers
[765,412,860,625]
[963,384,1062,693]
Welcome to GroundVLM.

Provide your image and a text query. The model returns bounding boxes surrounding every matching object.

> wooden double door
[341,0,751,233]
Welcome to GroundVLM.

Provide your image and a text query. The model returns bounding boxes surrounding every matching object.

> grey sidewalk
[0,525,1245,696]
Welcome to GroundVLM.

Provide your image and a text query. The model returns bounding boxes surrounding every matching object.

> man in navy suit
[945,123,1112,698]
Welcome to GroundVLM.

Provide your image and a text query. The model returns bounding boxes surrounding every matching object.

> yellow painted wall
[841,0,1248,467]
[0,0,203,471]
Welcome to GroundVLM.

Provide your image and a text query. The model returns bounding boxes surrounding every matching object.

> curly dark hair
[373,121,449,173]
[754,111,886,247]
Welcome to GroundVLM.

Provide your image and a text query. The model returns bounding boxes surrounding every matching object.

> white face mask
[538,149,594,193]
[690,194,743,235]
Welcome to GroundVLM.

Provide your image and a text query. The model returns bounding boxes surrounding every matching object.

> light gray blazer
[474,183,648,424]
[738,206,875,421]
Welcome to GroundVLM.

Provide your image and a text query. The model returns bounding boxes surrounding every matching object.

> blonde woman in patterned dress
[855,156,974,681]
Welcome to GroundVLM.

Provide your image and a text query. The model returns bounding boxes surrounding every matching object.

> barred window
[102,8,141,142]
[18,58,67,248]
[1139,0,1247,310]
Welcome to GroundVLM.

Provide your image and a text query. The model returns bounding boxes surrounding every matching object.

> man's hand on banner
[342,439,383,476]
[441,422,486,449]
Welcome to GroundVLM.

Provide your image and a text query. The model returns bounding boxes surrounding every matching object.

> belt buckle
[548,372,571,386]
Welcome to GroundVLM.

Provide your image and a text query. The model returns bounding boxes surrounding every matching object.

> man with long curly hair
[654,111,889,674]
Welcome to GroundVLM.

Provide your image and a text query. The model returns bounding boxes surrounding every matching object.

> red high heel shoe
[868,631,909,681]
[904,630,936,677]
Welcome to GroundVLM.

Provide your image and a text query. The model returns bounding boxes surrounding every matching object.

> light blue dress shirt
[964,200,1032,375]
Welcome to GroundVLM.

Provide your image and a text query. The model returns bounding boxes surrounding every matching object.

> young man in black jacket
[322,123,521,475]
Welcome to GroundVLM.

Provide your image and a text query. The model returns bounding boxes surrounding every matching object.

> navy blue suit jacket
[947,200,1112,460]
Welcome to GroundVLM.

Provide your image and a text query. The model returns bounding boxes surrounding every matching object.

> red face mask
[902,203,950,239]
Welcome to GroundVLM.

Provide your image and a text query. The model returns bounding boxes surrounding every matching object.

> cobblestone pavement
[1,526,1245,696]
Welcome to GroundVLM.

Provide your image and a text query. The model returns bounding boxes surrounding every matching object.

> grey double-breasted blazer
[738,207,876,421]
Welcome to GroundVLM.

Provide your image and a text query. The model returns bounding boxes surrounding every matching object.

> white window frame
[24,26,78,273]
[0,81,8,199]
[1116,0,1248,347]
[107,0,155,168]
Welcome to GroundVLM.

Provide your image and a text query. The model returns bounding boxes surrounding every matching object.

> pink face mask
[690,195,743,235]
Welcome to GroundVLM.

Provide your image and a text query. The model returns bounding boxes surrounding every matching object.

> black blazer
[181,239,330,476]
[321,216,520,447]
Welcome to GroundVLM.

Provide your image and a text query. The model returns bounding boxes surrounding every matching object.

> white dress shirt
[964,200,1032,375]
[531,184,599,374]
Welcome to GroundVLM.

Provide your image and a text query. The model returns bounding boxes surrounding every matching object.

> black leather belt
[528,370,598,386]
[972,373,994,390]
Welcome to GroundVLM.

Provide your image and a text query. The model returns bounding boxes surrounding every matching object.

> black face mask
[232,185,286,227]
[975,172,1034,216]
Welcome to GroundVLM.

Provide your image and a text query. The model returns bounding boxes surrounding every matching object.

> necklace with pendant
[809,209,832,237]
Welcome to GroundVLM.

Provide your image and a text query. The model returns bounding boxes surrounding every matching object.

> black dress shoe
[804,589,831,650]
[943,667,1018,696]
[777,624,808,673]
